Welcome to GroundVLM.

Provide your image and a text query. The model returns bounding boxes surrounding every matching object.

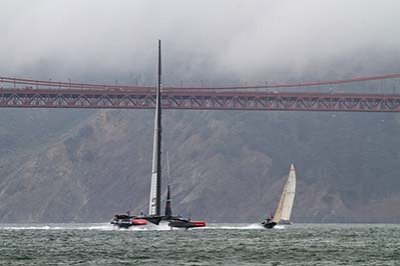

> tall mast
[149,40,162,216]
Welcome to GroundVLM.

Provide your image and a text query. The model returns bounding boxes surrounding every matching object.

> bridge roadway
[1,76,400,112]
[0,87,399,112]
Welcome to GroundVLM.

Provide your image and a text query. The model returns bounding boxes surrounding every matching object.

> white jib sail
[274,163,296,222]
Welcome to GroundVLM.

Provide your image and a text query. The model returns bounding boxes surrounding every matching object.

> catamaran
[111,40,205,229]
[163,182,206,230]
[110,40,164,228]
[163,154,206,229]
[262,163,296,229]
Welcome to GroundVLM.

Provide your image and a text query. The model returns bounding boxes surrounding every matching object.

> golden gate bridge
[1,74,400,112]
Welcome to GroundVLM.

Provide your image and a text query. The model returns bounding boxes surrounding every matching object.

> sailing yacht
[111,40,205,229]
[262,163,296,229]
[110,40,163,228]
[161,154,206,229]
[163,182,206,230]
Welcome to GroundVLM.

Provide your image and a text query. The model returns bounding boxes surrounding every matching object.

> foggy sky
[1,0,400,84]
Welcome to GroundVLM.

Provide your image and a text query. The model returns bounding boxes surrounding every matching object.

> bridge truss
[1,76,400,112]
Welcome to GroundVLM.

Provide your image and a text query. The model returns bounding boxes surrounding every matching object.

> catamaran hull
[110,218,148,228]
[168,220,206,229]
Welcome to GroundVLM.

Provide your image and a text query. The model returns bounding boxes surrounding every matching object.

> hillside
[0,106,399,223]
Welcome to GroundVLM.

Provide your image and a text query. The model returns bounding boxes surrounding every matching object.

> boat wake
[274,225,285,230]
[1,224,114,231]
[206,223,264,230]
[1,223,286,231]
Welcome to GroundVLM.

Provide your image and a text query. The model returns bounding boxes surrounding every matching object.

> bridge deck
[0,87,399,112]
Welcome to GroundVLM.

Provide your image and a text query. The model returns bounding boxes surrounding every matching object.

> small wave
[205,223,288,230]
[206,223,264,230]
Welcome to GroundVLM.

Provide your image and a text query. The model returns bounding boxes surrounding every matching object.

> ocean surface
[0,223,399,265]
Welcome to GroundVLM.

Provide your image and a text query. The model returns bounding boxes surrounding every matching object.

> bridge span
[0,76,400,112]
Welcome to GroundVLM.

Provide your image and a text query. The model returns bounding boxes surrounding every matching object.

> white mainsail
[273,163,296,223]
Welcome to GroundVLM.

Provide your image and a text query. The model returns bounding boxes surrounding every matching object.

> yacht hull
[168,218,206,229]
[261,220,276,229]
[110,216,148,228]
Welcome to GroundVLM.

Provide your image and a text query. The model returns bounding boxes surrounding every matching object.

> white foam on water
[156,221,173,231]
[206,223,264,230]
[1,223,114,231]
[0,223,284,231]
[2,226,53,230]
[274,225,285,229]
[85,224,115,231]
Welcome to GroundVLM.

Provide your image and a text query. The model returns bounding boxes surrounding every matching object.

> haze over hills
[1,0,400,223]
[0,64,400,223]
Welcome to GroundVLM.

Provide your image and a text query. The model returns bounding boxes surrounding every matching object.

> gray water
[1,223,399,265]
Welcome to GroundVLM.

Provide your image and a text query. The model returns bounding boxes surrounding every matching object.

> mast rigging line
[180,73,400,90]
[1,73,400,92]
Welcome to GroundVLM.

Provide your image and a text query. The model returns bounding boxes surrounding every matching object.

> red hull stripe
[131,219,148,225]
[191,221,206,227]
